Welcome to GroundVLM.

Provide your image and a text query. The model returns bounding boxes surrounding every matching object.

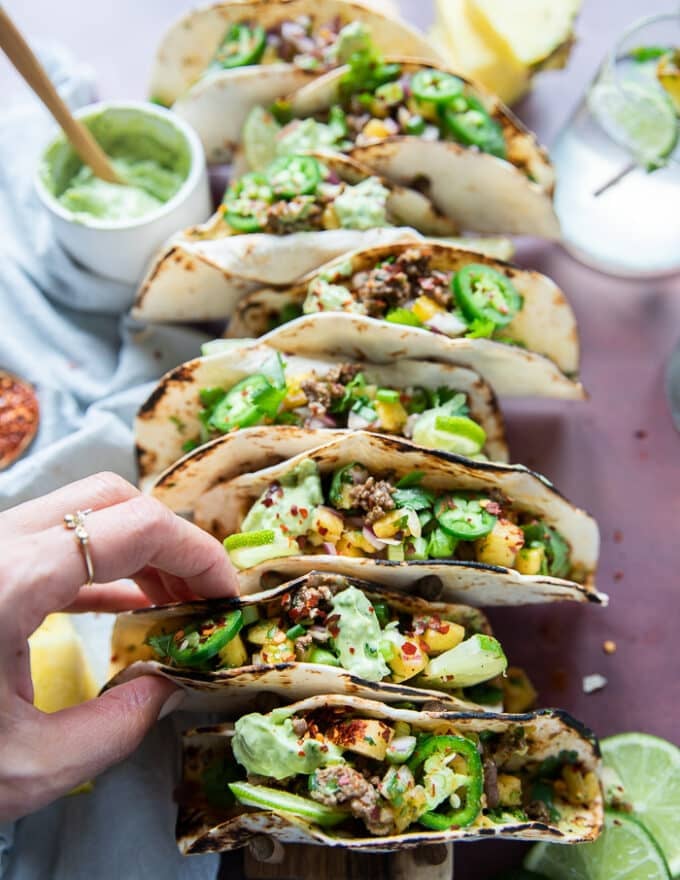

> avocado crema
[295,247,524,342]
[216,155,391,236]
[179,354,489,459]
[146,576,508,702]
[223,459,574,579]
[206,707,600,836]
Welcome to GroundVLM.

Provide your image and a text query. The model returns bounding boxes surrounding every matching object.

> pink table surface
[3,0,680,876]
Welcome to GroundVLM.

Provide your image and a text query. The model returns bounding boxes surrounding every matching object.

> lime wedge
[588,78,678,167]
[242,106,280,171]
[524,810,671,880]
[601,733,680,875]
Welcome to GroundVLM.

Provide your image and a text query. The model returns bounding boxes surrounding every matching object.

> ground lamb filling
[200,707,600,837]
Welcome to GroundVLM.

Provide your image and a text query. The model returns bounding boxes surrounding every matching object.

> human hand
[0,471,239,822]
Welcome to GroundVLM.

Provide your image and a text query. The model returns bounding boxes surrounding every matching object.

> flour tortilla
[106,572,496,713]
[279,58,559,237]
[155,430,604,605]
[226,241,583,399]
[151,0,442,160]
[131,152,460,323]
[135,341,508,488]
[177,693,603,854]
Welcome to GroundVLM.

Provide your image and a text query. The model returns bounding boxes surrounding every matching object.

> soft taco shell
[177,693,603,854]
[106,572,495,713]
[226,241,582,398]
[153,0,442,160]
[132,152,460,323]
[136,341,508,487]
[276,58,560,238]
[156,430,604,605]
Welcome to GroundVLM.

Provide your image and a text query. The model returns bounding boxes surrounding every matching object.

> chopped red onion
[309,625,330,642]
[348,410,374,430]
[425,311,467,338]
[362,525,386,551]
[322,542,338,555]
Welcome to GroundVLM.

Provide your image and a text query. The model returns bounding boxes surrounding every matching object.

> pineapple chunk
[218,633,248,668]
[260,634,296,664]
[309,507,344,544]
[502,666,537,713]
[386,634,429,682]
[497,773,522,807]
[516,544,545,575]
[362,118,393,140]
[375,399,408,433]
[474,518,524,568]
[372,509,408,539]
[336,529,374,556]
[412,295,445,323]
[421,619,466,655]
[322,203,341,230]
[245,620,276,645]
[326,718,394,760]
[281,381,307,410]
[561,766,600,806]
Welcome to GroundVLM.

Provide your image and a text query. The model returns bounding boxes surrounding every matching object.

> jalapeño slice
[434,494,497,540]
[211,23,267,70]
[411,69,464,106]
[151,610,244,668]
[443,94,507,159]
[266,155,322,198]
[453,264,522,329]
[209,375,274,432]
[222,172,273,233]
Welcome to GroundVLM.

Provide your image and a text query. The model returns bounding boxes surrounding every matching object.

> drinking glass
[552,13,680,278]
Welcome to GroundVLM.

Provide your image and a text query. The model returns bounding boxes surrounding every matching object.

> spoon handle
[0,6,121,183]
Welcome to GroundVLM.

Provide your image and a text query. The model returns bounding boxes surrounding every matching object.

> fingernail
[158,689,185,720]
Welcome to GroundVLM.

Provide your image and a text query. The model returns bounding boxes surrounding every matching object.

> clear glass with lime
[552,13,680,277]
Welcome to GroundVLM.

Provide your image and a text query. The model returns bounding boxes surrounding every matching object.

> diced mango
[373,509,407,539]
[327,718,394,760]
[362,118,393,140]
[497,773,522,807]
[309,507,344,544]
[502,666,538,713]
[412,295,445,323]
[336,529,373,556]
[218,633,248,668]
[516,545,545,575]
[260,635,296,664]
[375,399,409,433]
[387,636,429,682]
[474,518,525,568]
[421,620,466,655]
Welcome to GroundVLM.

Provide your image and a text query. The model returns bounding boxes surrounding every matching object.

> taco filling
[197,705,600,836]
[182,355,489,458]
[146,577,508,704]
[274,247,524,342]
[205,18,368,77]
[216,155,391,235]
[223,459,576,580]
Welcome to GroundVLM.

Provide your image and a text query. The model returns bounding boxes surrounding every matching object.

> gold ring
[64,508,95,586]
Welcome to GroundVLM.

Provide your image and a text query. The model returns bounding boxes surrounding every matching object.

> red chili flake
[263,497,274,508]
[300,508,309,519]
[290,504,299,516]
[349,646,355,654]
[318,526,328,536]
[280,524,289,534]
[298,750,306,757]
[402,641,418,656]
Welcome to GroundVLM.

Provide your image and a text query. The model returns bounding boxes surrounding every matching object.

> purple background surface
[3,1,680,877]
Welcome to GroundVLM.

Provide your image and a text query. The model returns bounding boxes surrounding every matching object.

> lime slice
[601,733,680,875]
[525,810,671,880]
[588,78,678,167]
[242,106,280,171]
[229,782,347,827]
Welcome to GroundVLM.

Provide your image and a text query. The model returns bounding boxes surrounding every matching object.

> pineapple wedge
[29,613,98,713]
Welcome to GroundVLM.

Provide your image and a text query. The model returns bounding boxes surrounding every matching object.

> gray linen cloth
[0,46,219,880]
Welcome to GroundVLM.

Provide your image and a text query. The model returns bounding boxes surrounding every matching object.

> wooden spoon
[0,6,122,183]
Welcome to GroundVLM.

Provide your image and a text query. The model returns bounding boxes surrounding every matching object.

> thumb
[40,676,180,806]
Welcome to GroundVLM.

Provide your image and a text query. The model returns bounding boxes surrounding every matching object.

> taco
[135,340,507,487]
[236,44,559,237]
[226,241,583,399]
[132,151,457,323]
[176,693,603,853]
[150,1,442,161]
[107,572,520,713]
[153,431,603,605]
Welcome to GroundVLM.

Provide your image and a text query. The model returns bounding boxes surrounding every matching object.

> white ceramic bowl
[35,100,211,289]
